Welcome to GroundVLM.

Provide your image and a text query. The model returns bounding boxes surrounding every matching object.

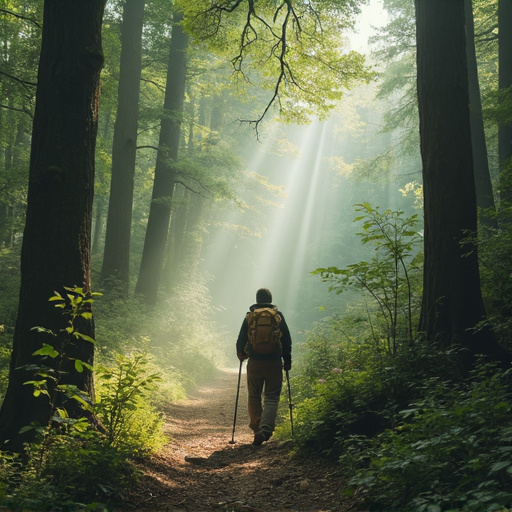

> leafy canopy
[179,0,373,128]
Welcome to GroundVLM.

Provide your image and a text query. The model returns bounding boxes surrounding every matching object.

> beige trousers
[246,358,283,436]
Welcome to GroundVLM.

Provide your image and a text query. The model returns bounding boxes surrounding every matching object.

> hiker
[236,288,292,446]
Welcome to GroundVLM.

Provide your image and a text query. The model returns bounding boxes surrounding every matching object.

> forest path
[125,368,355,512]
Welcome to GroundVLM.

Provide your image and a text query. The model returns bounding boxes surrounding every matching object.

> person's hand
[283,361,291,371]
[237,352,248,362]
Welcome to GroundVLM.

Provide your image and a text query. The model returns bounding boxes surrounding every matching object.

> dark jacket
[236,303,292,366]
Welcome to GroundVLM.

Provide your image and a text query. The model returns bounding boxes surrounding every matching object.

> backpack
[245,307,282,356]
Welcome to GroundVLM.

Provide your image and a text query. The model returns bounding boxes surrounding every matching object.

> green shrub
[95,351,166,453]
[477,208,512,350]
[313,203,423,354]
[0,338,10,403]
[343,363,512,512]
[0,246,21,329]
[1,430,136,510]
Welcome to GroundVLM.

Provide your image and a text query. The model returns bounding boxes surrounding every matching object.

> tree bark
[0,0,105,451]
[464,0,497,222]
[135,10,188,305]
[498,0,512,204]
[92,195,106,256]
[101,0,145,291]
[163,185,189,284]
[415,0,504,365]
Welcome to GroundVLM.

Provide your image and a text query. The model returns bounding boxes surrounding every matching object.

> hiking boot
[252,431,267,446]
[252,430,271,446]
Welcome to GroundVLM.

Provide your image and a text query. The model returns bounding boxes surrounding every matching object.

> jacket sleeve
[278,312,292,365]
[236,316,249,355]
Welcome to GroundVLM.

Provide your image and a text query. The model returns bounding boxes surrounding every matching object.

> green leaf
[19,425,34,434]
[73,332,96,343]
[33,343,59,358]
[75,359,84,373]
[490,461,512,473]
[55,408,69,419]
[30,326,56,336]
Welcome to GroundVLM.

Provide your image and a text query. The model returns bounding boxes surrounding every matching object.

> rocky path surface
[125,368,356,512]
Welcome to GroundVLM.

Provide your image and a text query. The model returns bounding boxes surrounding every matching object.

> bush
[1,430,137,510]
[343,363,512,512]
[287,317,462,457]
[95,351,166,454]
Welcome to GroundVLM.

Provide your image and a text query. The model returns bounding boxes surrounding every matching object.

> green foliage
[475,208,512,349]
[149,274,226,389]
[25,287,99,424]
[0,246,21,329]
[313,203,422,354]
[1,292,166,509]
[181,0,373,125]
[1,430,136,510]
[342,363,512,512]
[287,332,461,458]
[95,351,165,452]
[93,287,150,357]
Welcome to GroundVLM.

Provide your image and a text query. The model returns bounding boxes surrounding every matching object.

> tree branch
[0,71,37,91]
[0,8,42,29]
[136,145,159,151]
[140,77,165,93]
[0,103,33,119]
[174,180,210,199]
[189,0,304,137]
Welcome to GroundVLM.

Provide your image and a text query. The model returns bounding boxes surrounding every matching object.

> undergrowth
[0,273,225,509]
[279,204,512,511]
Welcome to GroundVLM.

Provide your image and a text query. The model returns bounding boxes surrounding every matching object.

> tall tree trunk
[101,0,145,291]
[92,195,106,256]
[0,0,105,451]
[183,193,205,274]
[415,0,505,366]
[465,0,497,223]
[498,0,512,204]
[163,185,189,285]
[135,10,188,305]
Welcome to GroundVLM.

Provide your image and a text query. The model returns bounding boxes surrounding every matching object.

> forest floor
[122,367,361,512]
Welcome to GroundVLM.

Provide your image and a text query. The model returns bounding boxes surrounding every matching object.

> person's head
[256,288,272,304]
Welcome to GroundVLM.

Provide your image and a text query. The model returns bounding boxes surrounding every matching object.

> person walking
[236,288,292,446]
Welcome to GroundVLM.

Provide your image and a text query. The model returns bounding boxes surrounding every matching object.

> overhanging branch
[0,8,42,29]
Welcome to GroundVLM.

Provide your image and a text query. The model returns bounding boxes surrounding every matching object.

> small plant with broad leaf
[23,286,102,440]
[313,203,422,355]
[95,351,165,453]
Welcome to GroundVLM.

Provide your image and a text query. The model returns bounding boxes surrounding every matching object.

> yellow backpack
[245,307,282,356]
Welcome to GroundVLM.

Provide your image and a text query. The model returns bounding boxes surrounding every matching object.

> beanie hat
[256,288,272,304]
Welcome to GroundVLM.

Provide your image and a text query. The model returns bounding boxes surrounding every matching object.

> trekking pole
[286,370,294,437]
[229,359,243,444]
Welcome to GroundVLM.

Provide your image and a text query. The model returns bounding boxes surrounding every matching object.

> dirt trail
[125,368,354,512]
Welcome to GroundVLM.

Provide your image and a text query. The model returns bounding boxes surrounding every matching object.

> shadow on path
[124,368,352,512]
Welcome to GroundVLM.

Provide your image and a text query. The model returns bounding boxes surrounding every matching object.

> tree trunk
[0,0,105,451]
[415,0,505,366]
[135,10,188,305]
[92,195,106,256]
[163,185,189,285]
[464,0,497,223]
[498,0,512,204]
[183,193,206,274]
[101,0,145,291]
